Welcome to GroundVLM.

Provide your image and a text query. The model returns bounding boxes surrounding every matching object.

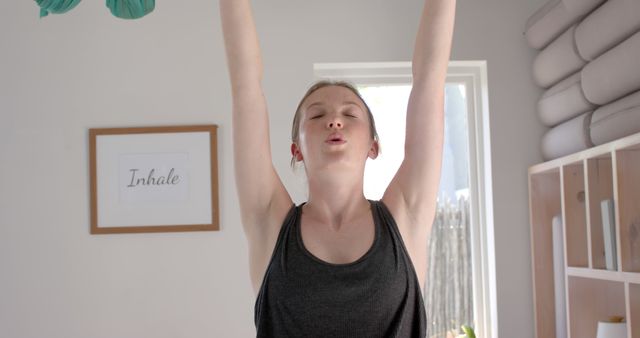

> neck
[304,169,370,229]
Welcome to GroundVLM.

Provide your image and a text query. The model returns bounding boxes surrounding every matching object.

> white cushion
[533,25,586,88]
[590,90,640,145]
[541,111,594,160]
[575,0,640,61]
[525,0,605,50]
[582,31,640,105]
[538,72,596,127]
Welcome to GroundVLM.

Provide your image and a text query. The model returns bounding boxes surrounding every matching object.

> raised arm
[219,0,292,276]
[383,0,456,234]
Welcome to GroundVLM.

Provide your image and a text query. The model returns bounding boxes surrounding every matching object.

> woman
[220,0,456,337]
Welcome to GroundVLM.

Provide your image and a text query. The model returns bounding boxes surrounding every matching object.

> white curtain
[425,195,473,338]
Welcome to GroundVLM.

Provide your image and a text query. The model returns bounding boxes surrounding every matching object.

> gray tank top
[254,200,426,337]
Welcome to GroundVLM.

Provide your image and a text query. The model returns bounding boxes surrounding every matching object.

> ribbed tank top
[254,200,426,337]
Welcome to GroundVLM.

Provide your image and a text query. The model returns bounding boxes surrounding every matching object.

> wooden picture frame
[89,125,219,234]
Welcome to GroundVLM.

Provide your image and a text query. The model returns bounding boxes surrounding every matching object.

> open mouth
[325,133,346,144]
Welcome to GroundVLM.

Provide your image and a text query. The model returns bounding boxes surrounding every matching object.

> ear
[368,140,379,160]
[291,143,304,161]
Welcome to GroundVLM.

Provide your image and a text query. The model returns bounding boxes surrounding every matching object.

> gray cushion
[575,0,640,61]
[538,71,596,127]
[590,90,640,145]
[582,31,640,105]
[525,0,605,50]
[533,25,587,88]
[541,111,594,160]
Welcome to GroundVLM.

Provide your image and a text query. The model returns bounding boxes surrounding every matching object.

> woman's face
[292,86,378,171]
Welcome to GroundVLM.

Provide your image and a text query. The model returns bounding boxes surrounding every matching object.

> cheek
[299,122,319,140]
[297,126,313,151]
[355,121,372,138]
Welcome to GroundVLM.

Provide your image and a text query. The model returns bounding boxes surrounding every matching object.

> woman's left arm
[383,0,456,236]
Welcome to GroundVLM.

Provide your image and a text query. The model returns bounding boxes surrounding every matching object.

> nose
[326,117,343,129]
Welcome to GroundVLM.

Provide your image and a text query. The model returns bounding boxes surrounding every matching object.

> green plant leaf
[461,325,476,338]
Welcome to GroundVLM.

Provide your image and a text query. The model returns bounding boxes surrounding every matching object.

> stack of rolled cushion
[525,0,640,160]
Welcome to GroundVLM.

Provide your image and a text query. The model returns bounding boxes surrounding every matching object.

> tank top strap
[371,200,410,254]
[253,203,297,323]
[371,199,424,292]
[372,199,427,335]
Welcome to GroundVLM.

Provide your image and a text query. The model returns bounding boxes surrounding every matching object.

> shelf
[529,132,640,175]
[585,154,615,271]
[568,276,625,338]
[529,169,562,338]
[563,161,588,268]
[631,283,640,338]
[566,267,640,284]
[530,132,640,338]
[616,144,640,273]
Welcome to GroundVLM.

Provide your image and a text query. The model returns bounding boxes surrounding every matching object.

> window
[315,62,496,338]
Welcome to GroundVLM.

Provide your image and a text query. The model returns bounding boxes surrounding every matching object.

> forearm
[220,0,278,212]
[394,0,455,208]
[219,0,263,96]
[404,0,455,151]
[412,0,456,85]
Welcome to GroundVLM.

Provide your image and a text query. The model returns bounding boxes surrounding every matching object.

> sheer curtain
[425,195,473,338]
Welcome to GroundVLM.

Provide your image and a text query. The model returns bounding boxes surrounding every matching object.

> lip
[325,132,346,144]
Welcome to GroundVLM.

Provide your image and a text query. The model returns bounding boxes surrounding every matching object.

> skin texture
[292,86,380,269]
[219,0,456,295]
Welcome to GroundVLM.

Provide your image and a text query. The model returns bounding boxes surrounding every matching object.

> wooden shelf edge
[566,266,640,284]
[529,132,640,175]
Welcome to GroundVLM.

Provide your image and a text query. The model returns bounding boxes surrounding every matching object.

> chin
[318,156,364,171]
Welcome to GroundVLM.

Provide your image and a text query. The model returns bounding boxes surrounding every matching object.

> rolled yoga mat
[541,110,594,160]
[582,31,640,105]
[524,0,605,50]
[590,90,640,146]
[575,0,640,61]
[533,24,587,88]
[538,71,596,127]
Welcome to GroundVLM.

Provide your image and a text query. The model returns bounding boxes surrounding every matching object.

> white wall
[454,1,550,337]
[0,0,547,337]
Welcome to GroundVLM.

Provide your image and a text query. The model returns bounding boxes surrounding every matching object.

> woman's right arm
[219,0,292,288]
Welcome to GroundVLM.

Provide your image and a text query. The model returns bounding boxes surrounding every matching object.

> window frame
[314,61,497,338]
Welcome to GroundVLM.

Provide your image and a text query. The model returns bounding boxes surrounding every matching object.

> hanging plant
[106,0,155,19]
[35,0,155,19]
[36,0,82,18]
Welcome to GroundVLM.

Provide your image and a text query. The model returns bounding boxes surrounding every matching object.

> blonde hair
[290,80,380,167]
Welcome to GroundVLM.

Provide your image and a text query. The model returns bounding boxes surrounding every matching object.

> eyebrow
[306,101,363,109]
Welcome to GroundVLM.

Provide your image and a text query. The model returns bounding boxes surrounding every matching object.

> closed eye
[310,114,324,120]
[343,106,361,118]
[344,111,358,118]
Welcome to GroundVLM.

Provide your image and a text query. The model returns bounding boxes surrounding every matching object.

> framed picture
[89,125,219,234]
